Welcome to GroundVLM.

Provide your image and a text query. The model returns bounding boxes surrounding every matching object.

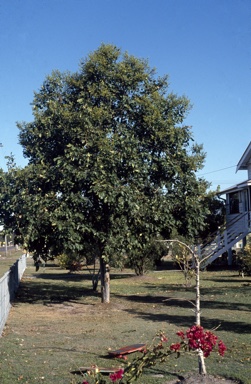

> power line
[198,165,236,177]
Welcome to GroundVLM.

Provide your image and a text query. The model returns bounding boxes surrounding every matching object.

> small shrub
[57,253,84,272]
[127,240,167,275]
[237,242,251,276]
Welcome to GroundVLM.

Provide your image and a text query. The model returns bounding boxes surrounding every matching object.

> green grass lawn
[0,258,250,383]
[0,249,26,276]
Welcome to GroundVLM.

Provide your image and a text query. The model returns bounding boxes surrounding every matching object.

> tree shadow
[16,259,135,306]
[114,290,251,312]
[31,271,135,282]
[122,307,251,334]
[206,277,251,284]
[139,280,251,300]
[31,272,94,281]
[71,365,182,382]
[14,279,96,305]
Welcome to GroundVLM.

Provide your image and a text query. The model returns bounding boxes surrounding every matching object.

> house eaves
[236,141,251,172]
[218,179,251,195]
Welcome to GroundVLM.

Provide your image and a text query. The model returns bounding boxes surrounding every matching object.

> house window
[243,190,248,211]
[229,192,239,214]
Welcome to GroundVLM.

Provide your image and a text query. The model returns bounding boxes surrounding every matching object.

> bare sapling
[160,239,219,375]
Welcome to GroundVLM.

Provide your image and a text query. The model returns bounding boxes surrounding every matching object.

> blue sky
[0,0,250,191]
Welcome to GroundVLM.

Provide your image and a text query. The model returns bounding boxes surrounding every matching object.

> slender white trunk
[100,258,110,303]
[198,348,207,375]
[195,260,201,326]
[162,240,208,376]
[195,256,207,375]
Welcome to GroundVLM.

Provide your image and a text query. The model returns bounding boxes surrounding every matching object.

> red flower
[202,342,213,357]
[204,331,218,346]
[170,343,181,352]
[161,335,168,343]
[176,331,185,340]
[109,368,124,382]
[218,340,227,356]
[188,338,199,349]
[82,381,89,384]
[186,326,209,355]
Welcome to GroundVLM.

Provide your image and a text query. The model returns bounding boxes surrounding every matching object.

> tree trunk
[100,257,110,303]
[195,260,201,326]
[195,257,207,375]
[198,348,207,375]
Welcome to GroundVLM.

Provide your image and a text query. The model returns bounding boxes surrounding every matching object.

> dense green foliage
[237,237,251,275]
[197,190,225,242]
[0,156,64,259]
[1,44,211,299]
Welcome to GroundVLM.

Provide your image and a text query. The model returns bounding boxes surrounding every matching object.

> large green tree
[0,156,64,258]
[16,44,209,302]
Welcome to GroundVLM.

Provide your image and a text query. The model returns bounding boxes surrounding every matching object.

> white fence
[0,254,27,335]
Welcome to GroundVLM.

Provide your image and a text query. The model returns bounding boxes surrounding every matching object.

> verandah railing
[0,254,27,335]
[197,211,251,268]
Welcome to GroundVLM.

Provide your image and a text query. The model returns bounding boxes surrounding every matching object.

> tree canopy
[2,44,210,302]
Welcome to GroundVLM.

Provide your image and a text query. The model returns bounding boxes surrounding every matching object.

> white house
[200,142,251,267]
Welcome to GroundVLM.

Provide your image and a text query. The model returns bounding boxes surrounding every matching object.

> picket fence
[0,254,27,335]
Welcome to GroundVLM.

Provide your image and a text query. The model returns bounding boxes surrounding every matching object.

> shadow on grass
[14,279,96,305]
[111,290,251,334]
[16,262,133,306]
[31,271,135,282]
[122,306,251,334]
[138,280,251,300]
[114,291,251,311]
[206,277,251,284]
[70,366,182,382]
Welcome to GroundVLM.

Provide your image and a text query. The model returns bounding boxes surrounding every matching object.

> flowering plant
[109,369,124,382]
[79,239,227,383]
[79,327,226,383]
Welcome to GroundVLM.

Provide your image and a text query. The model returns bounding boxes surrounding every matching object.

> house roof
[218,179,251,195]
[236,141,251,172]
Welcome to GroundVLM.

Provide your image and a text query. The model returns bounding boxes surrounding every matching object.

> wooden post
[227,248,233,266]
